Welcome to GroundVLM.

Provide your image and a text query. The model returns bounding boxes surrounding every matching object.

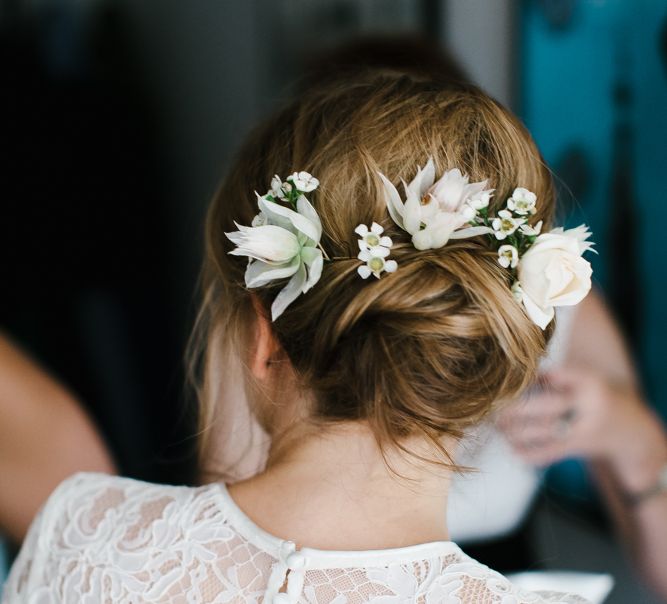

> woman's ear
[250,296,281,381]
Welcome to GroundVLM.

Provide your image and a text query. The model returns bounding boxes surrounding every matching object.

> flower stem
[318,243,331,261]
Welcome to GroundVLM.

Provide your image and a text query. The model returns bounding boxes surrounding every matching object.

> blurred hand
[499,367,667,494]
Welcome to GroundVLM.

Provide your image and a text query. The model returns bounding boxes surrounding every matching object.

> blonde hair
[190,72,556,478]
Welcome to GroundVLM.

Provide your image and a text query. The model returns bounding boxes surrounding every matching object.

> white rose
[517,229,593,329]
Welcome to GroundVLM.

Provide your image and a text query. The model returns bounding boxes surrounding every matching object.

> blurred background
[1,0,666,601]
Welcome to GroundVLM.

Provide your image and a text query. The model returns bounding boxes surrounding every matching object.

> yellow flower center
[501,218,514,231]
[369,257,385,272]
[366,234,380,247]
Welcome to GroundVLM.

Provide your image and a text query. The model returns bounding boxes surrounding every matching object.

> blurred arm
[0,333,115,543]
[565,290,667,597]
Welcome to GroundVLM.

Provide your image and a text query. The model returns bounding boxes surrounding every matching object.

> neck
[227,422,457,550]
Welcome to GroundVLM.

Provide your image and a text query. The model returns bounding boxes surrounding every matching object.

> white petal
[418,157,436,195]
[300,246,324,292]
[226,224,300,263]
[384,260,398,273]
[245,257,300,287]
[498,256,510,268]
[521,292,555,329]
[358,249,371,262]
[470,190,493,209]
[412,229,433,250]
[256,197,294,230]
[461,205,476,221]
[406,158,436,199]
[429,168,467,211]
[460,180,489,205]
[295,195,323,242]
[257,196,321,243]
[370,222,384,235]
[426,212,467,248]
[369,245,390,258]
[403,190,423,234]
[354,224,369,237]
[379,236,393,248]
[378,172,406,230]
[271,264,306,321]
[251,212,267,227]
[357,265,372,279]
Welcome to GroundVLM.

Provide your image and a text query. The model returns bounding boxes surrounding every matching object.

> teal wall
[0,538,7,593]
[522,0,667,419]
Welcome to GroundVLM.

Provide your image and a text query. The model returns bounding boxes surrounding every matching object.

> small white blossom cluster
[355,222,397,279]
[270,171,319,201]
[483,187,544,268]
[225,172,324,321]
[471,185,593,329]
[379,159,595,329]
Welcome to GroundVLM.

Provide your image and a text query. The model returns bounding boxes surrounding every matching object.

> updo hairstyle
[193,71,556,471]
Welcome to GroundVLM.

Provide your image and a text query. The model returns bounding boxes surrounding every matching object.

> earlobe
[250,296,279,381]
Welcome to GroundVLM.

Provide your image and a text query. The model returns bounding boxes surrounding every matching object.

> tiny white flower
[498,244,519,269]
[507,187,537,215]
[270,175,287,200]
[492,210,526,240]
[288,171,319,193]
[511,281,524,303]
[357,247,397,279]
[519,220,543,236]
[355,222,393,251]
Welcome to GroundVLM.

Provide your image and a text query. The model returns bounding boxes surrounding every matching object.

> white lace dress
[2,473,590,603]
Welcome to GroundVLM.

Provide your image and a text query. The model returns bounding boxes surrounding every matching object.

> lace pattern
[2,473,590,603]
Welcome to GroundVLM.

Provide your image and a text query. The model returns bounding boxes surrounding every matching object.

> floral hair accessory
[378,158,495,251]
[227,164,595,329]
[225,173,325,321]
[355,222,397,279]
[378,159,596,329]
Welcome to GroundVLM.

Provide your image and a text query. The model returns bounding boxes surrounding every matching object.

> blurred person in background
[499,293,667,598]
[0,333,115,582]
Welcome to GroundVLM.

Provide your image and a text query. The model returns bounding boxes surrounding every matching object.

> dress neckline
[213,482,461,569]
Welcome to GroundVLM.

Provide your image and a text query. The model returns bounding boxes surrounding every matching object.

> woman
[2,72,592,602]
